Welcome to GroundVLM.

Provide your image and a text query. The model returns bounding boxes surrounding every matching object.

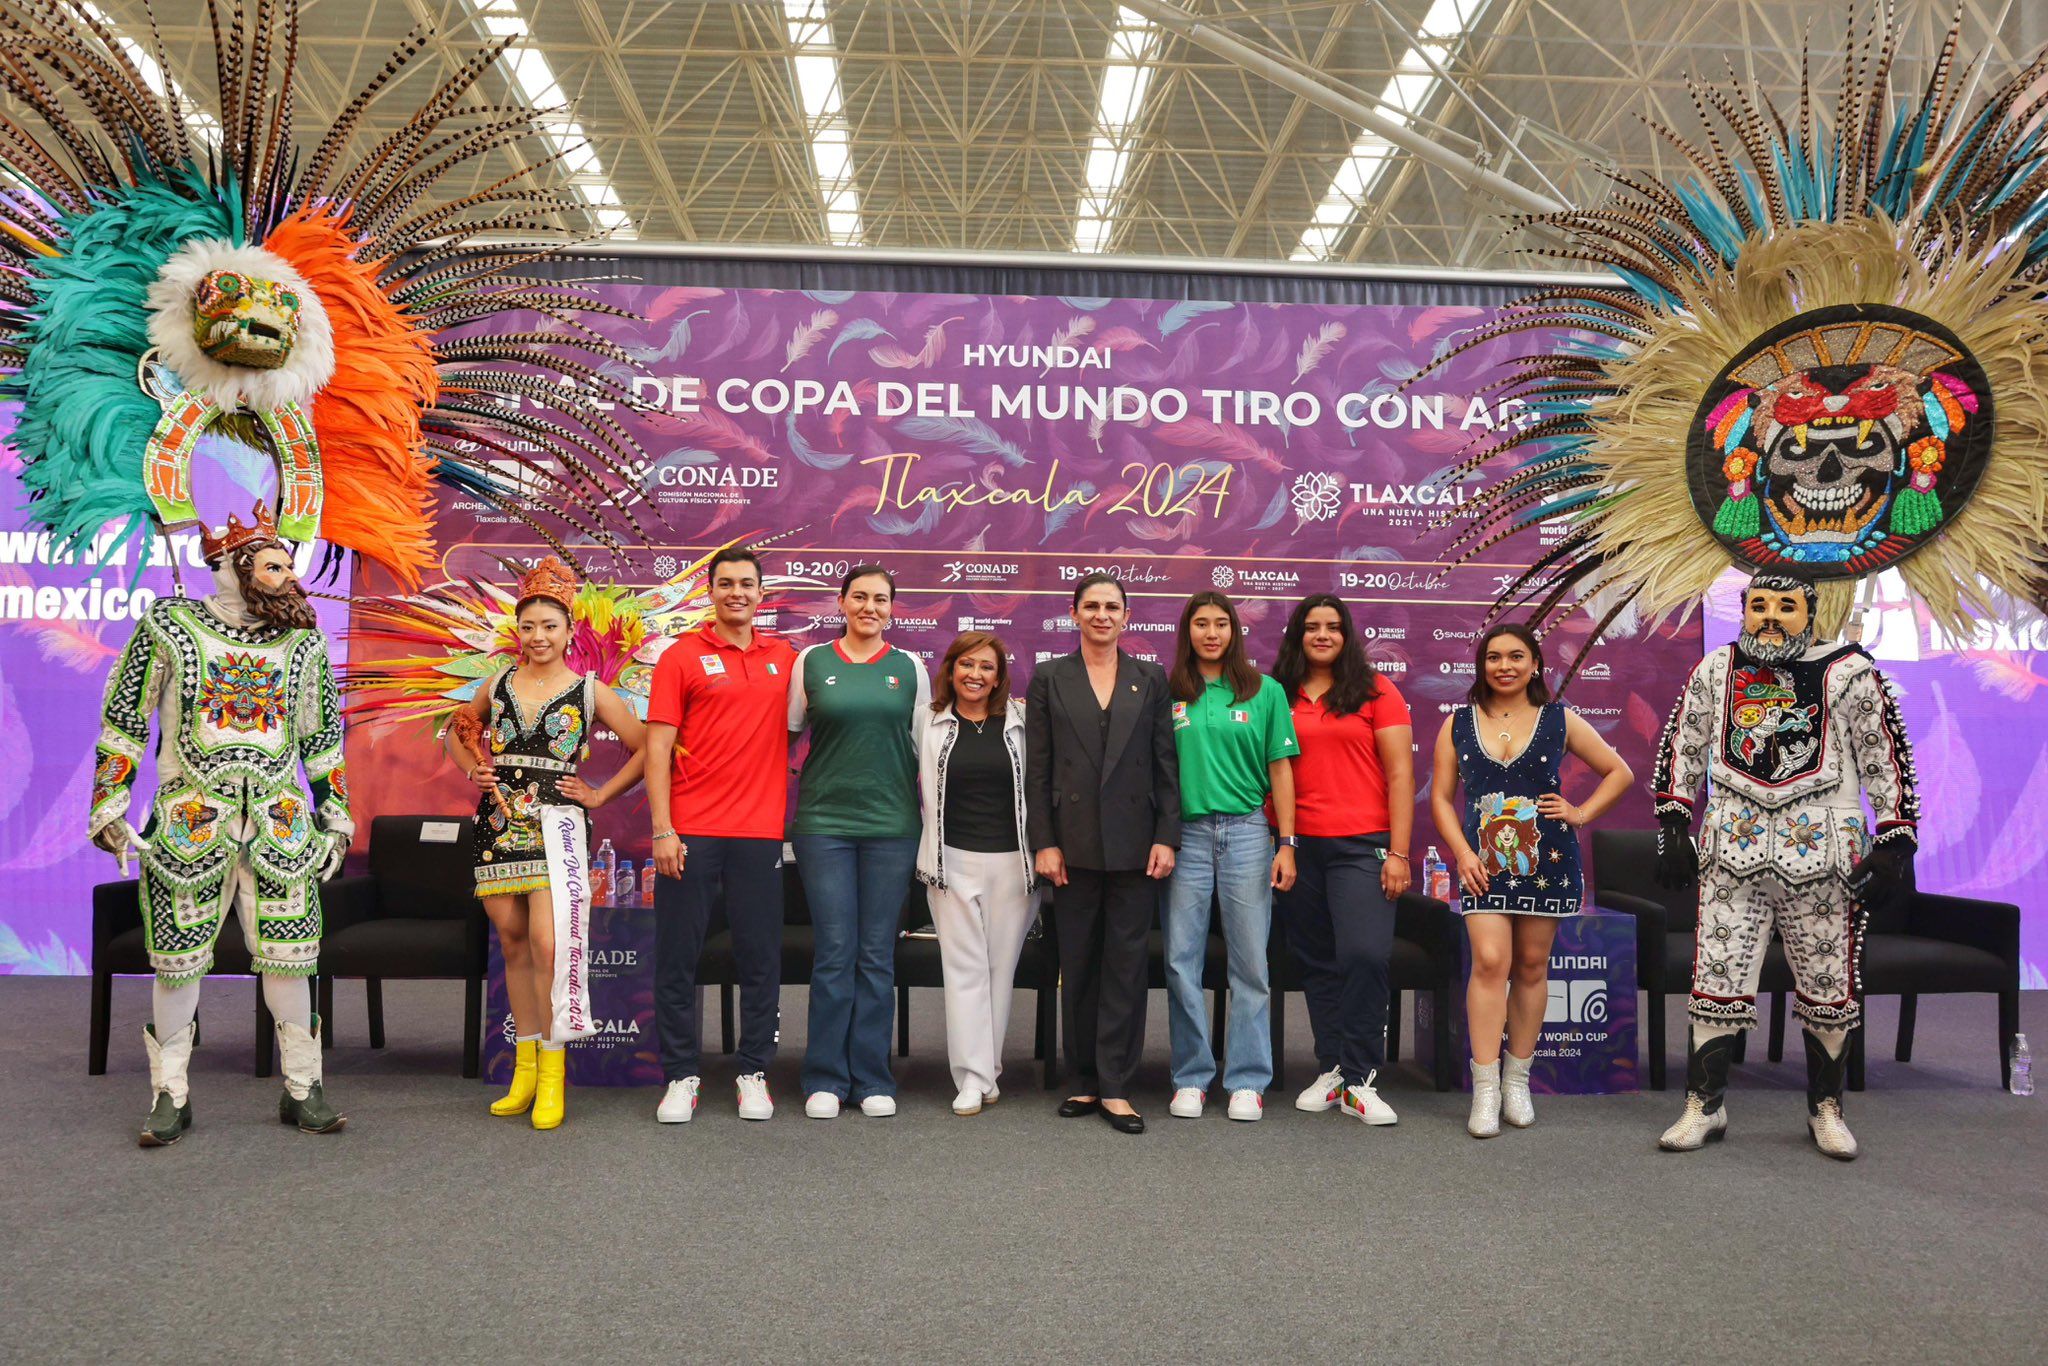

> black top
[943,716,1018,853]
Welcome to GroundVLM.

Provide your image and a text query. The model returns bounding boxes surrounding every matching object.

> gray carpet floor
[2,976,2041,1363]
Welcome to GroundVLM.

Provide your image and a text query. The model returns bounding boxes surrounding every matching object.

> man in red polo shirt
[645,546,797,1124]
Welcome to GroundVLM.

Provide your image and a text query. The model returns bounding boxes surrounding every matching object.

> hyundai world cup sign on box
[1416,907,1639,1094]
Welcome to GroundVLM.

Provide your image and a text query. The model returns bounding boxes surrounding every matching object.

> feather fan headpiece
[0,0,656,587]
[1425,2,2048,682]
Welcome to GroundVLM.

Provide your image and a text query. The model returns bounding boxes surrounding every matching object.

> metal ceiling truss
[33,1,2035,272]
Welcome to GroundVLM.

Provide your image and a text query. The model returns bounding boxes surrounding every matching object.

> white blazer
[915,698,1032,892]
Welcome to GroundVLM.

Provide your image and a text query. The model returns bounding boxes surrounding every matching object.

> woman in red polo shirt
[1270,593,1412,1127]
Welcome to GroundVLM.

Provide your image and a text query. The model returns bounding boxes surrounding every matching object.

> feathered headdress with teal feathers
[0,0,657,587]
[1424,2,2048,682]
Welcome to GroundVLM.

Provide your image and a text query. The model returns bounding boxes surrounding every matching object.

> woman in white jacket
[916,631,1037,1115]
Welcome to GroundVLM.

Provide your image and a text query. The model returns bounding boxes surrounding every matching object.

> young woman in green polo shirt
[789,565,930,1119]
[1162,591,1300,1122]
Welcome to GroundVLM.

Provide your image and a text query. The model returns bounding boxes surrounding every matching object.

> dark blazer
[1025,649,1180,872]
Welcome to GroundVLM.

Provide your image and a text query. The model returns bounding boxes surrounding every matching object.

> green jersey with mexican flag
[789,640,930,838]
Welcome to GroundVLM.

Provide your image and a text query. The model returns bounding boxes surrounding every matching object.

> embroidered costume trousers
[1691,854,1861,1034]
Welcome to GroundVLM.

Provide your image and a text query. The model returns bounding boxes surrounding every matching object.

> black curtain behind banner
[523,249,1528,310]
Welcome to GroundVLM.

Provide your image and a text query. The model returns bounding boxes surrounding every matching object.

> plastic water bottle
[1423,846,1452,902]
[593,837,616,905]
[615,859,636,908]
[641,867,656,907]
[2013,1035,2034,1096]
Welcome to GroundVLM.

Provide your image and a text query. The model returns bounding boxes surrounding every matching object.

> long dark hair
[1272,593,1382,715]
[1465,622,1552,706]
[1169,591,1260,703]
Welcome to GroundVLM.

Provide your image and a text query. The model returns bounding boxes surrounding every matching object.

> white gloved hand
[316,829,349,881]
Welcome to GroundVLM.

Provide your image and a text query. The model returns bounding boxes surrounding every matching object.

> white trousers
[929,846,1036,1096]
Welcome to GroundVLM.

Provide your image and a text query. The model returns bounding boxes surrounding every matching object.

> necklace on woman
[962,711,988,734]
[1482,702,1528,753]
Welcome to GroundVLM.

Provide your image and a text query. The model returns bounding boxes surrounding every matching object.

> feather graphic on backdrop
[1961,651,2046,703]
[0,752,92,872]
[12,617,115,672]
[782,310,840,371]
[894,415,1029,467]
[1159,300,1235,335]
[1041,483,1095,541]
[631,309,712,364]
[803,290,858,305]
[1095,326,1158,354]
[647,287,726,321]
[870,316,964,368]
[1955,741,2048,897]
[0,923,86,975]
[656,410,776,463]
[828,318,893,363]
[830,378,879,441]
[1292,322,1347,380]
[0,666,25,823]
[1154,418,1285,473]
[787,414,855,470]
[1916,681,1981,859]
[1407,307,1484,344]
[870,501,945,538]
[1057,297,1113,311]
[1040,315,1097,374]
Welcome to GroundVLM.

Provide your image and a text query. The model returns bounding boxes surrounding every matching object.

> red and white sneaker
[1295,1067,1345,1112]
[1169,1087,1206,1118]
[1226,1089,1264,1121]
[656,1077,700,1124]
[736,1071,775,1120]
[1341,1077,1398,1126]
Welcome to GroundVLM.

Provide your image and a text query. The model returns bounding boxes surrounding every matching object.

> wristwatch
[1277,835,1300,849]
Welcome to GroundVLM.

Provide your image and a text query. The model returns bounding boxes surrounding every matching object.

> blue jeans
[1163,811,1274,1094]
[795,834,918,1100]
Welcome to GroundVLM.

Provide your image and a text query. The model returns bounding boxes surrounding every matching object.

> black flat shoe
[1058,1097,1100,1118]
[1101,1107,1145,1135]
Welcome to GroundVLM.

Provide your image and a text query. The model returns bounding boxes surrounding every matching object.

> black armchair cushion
[321,918,473,977]
[1592,828,1698,932]
[365,814,477,916]
[1860,935,2010,994]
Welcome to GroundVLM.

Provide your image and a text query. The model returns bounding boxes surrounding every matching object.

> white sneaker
[859,1095,897,1117]
[1226,1089,1264,1122]
[952,1088,983,1116]
[656,1077,700,1123]
[1341,1078,1398,1126]
[735,1072,774,1120]
[1169,1087,1206,1118]
[803,1091,840,1119]
[1295,1066,1345,1112]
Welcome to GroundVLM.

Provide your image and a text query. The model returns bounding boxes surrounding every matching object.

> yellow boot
[490,1039,539,1116]
[531,1046,567,1130]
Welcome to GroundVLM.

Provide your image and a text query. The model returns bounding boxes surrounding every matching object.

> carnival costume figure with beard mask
[90,504,352,1145]
[1648,571,1917,1160]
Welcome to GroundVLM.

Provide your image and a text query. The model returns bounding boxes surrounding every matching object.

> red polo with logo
[646,623,798,839]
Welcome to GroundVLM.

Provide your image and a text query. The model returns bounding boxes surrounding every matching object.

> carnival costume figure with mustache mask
[90,506,353,1143]
[1648,573,1917,1160]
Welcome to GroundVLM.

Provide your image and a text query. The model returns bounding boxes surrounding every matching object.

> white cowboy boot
[276,1015,346,1134]
[1804,1031,1858,1161]
[139,1021,195,1147]
[1659,1029,1735,1152]
[1468,1059,1502,1138]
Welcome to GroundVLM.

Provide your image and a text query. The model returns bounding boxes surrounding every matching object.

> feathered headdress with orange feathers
[0,0,656,587]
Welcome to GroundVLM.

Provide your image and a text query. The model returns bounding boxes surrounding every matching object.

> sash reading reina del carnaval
[0,0,651,1146]
[1423,5,2048,1162]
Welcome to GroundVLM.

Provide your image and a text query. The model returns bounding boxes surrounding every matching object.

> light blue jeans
[1163,811,1274,1094]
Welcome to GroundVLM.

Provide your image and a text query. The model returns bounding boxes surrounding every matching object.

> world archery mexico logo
[199,651,288,732]
[1687,304,1993,577]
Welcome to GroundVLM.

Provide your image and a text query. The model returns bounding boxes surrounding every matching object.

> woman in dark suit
[1025,572,1179,1134]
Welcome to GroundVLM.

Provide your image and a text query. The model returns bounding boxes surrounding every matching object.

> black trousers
[653,836,785,1082]
[1273,834,1395,1085]
[1054,867,1155,1101]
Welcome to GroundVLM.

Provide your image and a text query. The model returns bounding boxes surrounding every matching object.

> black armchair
[315,814,489,1077]
[1593,828,2021,1090]
[89,878,278,1076]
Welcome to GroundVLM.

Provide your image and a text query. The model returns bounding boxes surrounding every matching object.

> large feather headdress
[0,0,656,586]
[1427,3,2048,680]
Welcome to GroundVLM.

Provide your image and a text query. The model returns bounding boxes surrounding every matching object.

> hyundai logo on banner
[1545,977,1612,1025]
